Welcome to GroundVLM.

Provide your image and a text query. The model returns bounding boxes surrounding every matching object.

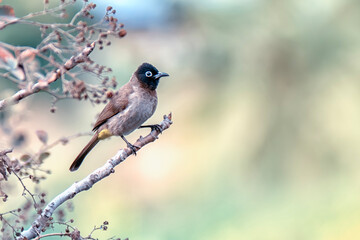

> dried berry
[118,29,127,37]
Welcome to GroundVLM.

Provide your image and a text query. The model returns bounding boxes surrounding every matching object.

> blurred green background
[2,0,360,239]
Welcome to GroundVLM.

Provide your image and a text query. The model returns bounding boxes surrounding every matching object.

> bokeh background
[2,0,360,239]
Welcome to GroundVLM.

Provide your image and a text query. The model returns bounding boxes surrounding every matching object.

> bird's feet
[139,124,163,133]
[127,142,140,155]
[121,135,140,155]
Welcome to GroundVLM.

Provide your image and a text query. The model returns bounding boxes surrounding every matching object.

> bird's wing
[92,84,132,131]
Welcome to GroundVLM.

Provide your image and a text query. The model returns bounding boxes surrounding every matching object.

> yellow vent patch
[98,129,112,139]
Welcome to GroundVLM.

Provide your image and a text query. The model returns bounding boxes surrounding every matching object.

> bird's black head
[135,63,169,90]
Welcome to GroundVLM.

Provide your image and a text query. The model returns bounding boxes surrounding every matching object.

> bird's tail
[69,133,99,172]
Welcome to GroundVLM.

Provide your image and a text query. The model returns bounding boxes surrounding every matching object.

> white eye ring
[145,71,152,77]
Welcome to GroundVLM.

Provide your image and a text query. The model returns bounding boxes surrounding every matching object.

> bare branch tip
[164,112,172,122]
[0,148,13,155]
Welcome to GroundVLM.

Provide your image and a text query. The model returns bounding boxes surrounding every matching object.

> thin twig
[41,132,92,153]
[1,214,20,238]
[70,1,86,25]
[87,225,102,238]
[0,148,13,156]
[0,208,19,217]
[11,170,38,208]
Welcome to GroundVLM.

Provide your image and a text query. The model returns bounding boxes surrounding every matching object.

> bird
[69,63,169,171]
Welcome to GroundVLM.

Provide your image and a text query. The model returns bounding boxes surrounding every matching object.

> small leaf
[0,46,15,67]
[0,5,17,30]
[0,46,24,80]
[0,5,14,17]
[36,130,48,144]
[38,152,50,162]
[18,49,37,63]
[20,154,31,161]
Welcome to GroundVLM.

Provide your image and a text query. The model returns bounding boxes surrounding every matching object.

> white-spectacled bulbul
[69,63,169,171]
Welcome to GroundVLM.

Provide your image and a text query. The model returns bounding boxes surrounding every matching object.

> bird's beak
[154,72,169,79]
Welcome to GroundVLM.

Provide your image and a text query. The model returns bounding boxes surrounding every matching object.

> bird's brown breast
[104,83,158,136]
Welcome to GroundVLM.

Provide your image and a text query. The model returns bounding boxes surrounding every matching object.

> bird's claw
[151,124,162,133]
[127,143,140,155]
[139,124,163,133]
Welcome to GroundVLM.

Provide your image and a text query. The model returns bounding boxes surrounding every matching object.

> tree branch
[18,113,173,240]
[33,232,71,240]
[0,42,96,111]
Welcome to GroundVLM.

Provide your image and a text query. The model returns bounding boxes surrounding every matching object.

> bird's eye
[145,71,152,77]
